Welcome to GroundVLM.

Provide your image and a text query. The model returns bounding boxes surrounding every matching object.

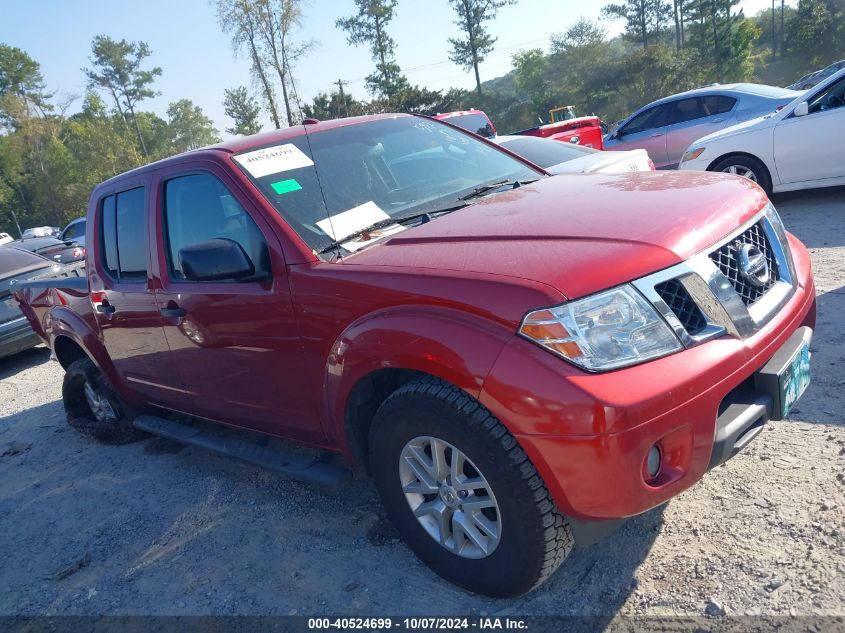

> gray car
[604,84,804,169]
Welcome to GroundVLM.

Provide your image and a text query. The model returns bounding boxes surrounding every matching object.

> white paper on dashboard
[340,223,407,252]
[316,201,390,241]
[233,144,314,178]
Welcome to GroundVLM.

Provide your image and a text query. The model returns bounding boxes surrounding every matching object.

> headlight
[681,147,705,163]
[519,285,683,371]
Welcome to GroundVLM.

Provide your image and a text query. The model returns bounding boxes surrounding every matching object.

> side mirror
[793,101,809,117]
[180,238,255,282]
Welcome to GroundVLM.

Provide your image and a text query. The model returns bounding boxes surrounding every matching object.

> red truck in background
[436,106,605,149]
[13,113,815,598]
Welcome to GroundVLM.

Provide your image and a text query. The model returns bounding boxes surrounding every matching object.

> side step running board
[133,415,351,488]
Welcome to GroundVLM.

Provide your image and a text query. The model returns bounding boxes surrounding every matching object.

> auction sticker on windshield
[316,201,390,241]
[234,144,314,178]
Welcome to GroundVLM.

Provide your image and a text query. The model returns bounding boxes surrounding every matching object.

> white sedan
[493,135,654,175]
[679,68,845,194]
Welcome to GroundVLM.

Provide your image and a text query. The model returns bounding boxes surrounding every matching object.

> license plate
[779,341,811,418]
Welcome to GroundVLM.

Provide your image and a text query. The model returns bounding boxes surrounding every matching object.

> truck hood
[344,171,768,299]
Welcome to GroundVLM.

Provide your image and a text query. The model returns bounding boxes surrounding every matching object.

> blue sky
[1,0,781,137]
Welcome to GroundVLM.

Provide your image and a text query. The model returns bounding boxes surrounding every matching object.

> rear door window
[99,187,147,281]
[702,96,737,115]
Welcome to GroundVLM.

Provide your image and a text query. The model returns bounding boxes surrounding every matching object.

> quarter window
[99,187,147,280]
[163,173,270,280]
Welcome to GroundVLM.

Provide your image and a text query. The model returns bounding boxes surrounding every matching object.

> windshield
[440,113,496,138]
[497,137,597,168]
[235,116,539,256]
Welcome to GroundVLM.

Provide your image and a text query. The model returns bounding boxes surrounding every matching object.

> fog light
[646,445,662,480]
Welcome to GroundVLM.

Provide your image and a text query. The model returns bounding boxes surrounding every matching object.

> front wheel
[369,378,573,597]
[711,155,772,195]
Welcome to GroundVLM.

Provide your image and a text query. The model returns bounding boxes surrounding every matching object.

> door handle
[649,133,664,138]
[711,118,725,123]
[96,302,115,314]
[160,306,186,318]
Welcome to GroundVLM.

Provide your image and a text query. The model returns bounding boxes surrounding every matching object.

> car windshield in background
[235,116,539,255]
[441,113,496,138]
[497,137,597,168]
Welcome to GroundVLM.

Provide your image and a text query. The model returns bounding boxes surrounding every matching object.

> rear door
[773,75,845,185]
[612,103,671,168]
[151,162,323,443]
[89,176,184,407]
[664,96,737,167]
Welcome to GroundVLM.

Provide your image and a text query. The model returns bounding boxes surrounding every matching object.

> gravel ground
[0,187,843,618]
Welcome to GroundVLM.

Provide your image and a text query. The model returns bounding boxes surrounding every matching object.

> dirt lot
[1,188,843,618]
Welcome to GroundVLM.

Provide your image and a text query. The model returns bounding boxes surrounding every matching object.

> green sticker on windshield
[271,178,302,195]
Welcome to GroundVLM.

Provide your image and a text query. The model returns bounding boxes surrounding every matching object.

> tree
[224,86,262,135]
[216,0,282,129]
[0,44,52,125]
[166,100,221,153]
[336,0,409,99]
[512,49,551,116]
[786,0,844,66]
[601,0,674,47]
[447,0,516,96]
[83,36,162,157]
[252,0,313,126]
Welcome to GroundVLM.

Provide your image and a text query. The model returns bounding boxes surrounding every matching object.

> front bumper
[479,236,816,521]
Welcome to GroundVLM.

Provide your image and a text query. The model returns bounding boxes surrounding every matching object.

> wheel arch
[326,307,513,468]
[706,150,776,191]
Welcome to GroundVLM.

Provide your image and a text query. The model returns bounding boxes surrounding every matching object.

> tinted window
[115,188,147,279]
[808,76,845,114]
[498,136,596,168]
[443,113,495,138]
[622,104,670,135]
[100,195,118,276]
[702,95,736,115]
[670,98,706,124]
[62,220,85,241]
[164,173,270,280]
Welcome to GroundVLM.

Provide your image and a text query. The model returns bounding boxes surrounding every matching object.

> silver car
[604,84,803,169]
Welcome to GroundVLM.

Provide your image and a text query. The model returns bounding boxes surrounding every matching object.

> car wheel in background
[62,357,147,444]
[368,377,574,597]
[711,155,772,195]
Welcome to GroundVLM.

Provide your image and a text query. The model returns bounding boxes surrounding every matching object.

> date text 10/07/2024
[307,618,529,630]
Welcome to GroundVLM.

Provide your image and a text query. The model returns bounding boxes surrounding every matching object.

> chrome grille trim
[632,204,796,348]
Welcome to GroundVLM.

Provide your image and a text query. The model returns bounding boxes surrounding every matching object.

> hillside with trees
[1,0,843,235]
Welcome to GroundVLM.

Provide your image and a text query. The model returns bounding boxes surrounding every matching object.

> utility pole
[334,78,349,117]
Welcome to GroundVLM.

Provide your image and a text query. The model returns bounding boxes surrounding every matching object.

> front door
[774,75,845,185]
[151,164,323,444]
[612,103,671,168]
[89,177,183,407]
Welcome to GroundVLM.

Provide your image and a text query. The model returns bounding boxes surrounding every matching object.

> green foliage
[512,49,552,114]
[447,0,516,95]
[601,0,675,47]
[224,86,263,136]
[0,44,52,125]
[166,99,221,153]
[336,0,409,99]
[786,0,845,66]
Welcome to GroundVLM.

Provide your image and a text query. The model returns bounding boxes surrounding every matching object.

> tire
[369,377,573,597]
[62,357,147,444]
[711,154,772,195]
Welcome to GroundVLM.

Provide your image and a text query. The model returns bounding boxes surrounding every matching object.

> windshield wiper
[317,204,469,256]
[457,178,541,202]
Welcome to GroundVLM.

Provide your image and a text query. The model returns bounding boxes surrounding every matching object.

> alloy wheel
[83,380,118,423]
[398,435,501,559]
[721,164,758,182]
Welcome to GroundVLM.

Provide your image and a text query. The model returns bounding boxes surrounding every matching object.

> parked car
[788,59,845,90]
[604,84,804,169]
[60,217,86,248]
[21,226,60,239]
[433,109,497,138]
[5,237,85,265]
[1,248,64,359]
[510,107,605,149]
[494,135,654,174]
[679,68,845,194]
[13,113,815,597]
[0,232,13,246]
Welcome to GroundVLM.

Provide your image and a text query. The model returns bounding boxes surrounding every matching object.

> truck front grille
[654,279,708,336]
[709,222,778,306]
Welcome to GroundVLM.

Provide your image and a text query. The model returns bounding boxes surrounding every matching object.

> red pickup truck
[13,113,815,597]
